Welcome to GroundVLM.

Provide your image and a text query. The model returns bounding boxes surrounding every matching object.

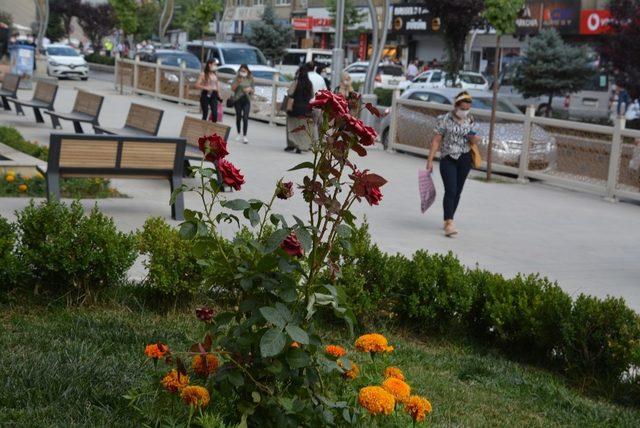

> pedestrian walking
[230,64,255,144]
[406,60,419,80]
[195,59,223,123]
[426,91,479,237]
[335,71,359,115]
[285,64,315,153]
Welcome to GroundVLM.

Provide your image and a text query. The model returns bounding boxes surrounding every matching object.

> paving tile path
[1,78,639,310]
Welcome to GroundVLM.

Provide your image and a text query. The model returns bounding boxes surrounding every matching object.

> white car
[278,48,333,76]
[344,62,406,89]
[45,44,89,80]
[399,70,489,91]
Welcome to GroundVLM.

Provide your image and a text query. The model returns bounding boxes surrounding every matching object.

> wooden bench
[0,73,20,111]
[44,90,104,133]
[38,134,187,220]
[94,103,164,136]
[179,115,231,185]
[8,80,58,123]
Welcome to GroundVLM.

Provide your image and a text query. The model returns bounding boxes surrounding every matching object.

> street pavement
[1,76,639,310]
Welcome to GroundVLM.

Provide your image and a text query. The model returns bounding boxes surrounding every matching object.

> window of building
[253,0,265,5]
[275,0,292,6]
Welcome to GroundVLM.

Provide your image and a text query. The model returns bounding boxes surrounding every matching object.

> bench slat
[34,81,57,104]
[59,139,118,167]
[120,142,176,169]
[73,90,103,117]
[1,74,20,92]
[180,115,231,148]
[125,103,163,135]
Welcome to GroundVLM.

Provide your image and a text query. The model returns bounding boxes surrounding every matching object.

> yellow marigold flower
[384,366,405,381]
[404,395,432,422]
[161,369,189,393]
[180,385,210,408]
[6,174,15,183]
[355,333,394,353]
[145,343,168,359]
[382,377,411,403]
[358,386,395,415]
[18,184,27,192]
[325,345,347,358]
[191,354,219,376]
[290,341,300,349]
[341,360,359,380]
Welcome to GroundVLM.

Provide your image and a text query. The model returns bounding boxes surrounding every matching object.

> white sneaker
[243,136,249,144]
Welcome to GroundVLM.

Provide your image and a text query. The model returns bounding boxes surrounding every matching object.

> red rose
[276,181,294,200]
[280,231,304,257]
[196,307,214,322]
[309,90,350,118]
[350,169,386,206]
[345,116,377,147]
[198,134,229,162]
[365,102,382,118]
[217,159,245,191]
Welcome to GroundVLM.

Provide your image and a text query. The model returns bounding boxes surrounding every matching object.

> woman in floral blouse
[427,91,479,237]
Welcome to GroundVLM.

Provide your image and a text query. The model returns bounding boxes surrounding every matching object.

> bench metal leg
[1,96,10,111]
[94,127,104,134]
[170,175,184,221]
[33,107,44,123]
[72,121,84,133]
[50,115,62,129]
[14,103,24,116]
[46,173,61,202]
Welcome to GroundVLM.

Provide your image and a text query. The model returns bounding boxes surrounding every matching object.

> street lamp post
[330,0,345,91]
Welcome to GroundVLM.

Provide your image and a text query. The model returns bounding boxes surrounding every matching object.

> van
[278,48,333,76]
[186,41,269,66]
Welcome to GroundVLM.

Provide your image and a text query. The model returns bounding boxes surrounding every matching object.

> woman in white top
[195,59,223,122]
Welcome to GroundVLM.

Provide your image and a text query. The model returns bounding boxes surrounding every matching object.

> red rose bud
[345,116,377,146]
[198,134,229,162]
[196,307,214,322]
[217,159,245,191]
[351,169,386,206]
[280,231,304,257]
[365,103,383,118]
[276,181,294,200]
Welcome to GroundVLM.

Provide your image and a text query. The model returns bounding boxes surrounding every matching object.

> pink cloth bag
[418,170,436,213]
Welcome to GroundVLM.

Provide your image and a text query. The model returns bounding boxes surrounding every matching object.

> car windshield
[472,97,520,113]
[251,70,291,82]
[158,53,201,69]
[378,65,403,76]
[282,52,306,66]
[47,47,78,57]
[460,74,486,84]
[221,48,267,65]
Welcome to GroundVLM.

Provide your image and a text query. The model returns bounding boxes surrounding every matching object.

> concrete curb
[88,62,115,73]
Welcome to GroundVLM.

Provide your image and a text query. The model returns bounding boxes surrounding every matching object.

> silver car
[377,88,557,170]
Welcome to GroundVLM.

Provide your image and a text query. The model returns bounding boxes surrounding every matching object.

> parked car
[216,64,291,117]
[45,44,89,80]
[344,62,406,89]
[399,70,489,91]
[278,48,332,76]
[186,41,269,66]
[138,49,202,83]
[376,88,556,170]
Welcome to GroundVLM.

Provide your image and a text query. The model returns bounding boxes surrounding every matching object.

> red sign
[358,33,367,60]
[312,18,333,27]
[580,10,613,35]
[292,17,312,31]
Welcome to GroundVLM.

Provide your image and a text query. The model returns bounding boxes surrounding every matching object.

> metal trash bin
[9,44,34,89]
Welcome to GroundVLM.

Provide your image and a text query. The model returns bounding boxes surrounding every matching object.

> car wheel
[81,77,88,81]
[536,103,552,117]
[381,128,389,150]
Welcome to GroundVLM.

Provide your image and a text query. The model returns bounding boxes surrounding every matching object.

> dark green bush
[0,216,19,290]
[85,53,115,66]
[562,295,640,384]
[137,217,204,297]
[402,250,474,330]
[469,270,572,360]
[16,201,136,304]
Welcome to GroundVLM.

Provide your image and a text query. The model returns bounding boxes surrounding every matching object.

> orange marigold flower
[358,386,395,415]
[145,343,168,359]
[382,377,411,403]
[355,333,394,353]
[342,360,360,380]
[325,345,347,358]
[384,366,405,381]
[290,342,300,349]
[160,369,189,393]
[404,395,432,422]
[180,385,210,408]
[191,354,219,376]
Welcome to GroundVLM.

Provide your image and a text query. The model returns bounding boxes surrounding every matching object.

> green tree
[247,5,292,64]
[190,0,222,62]
[424,0,485,80]
[49,0,81,39]
[513,29,594,117]
[0,10,13,27]
[327,0,364,42]
[483,0,524,180]
[110,0,139,38]
[77,3,116,51]
[135,0,162,41]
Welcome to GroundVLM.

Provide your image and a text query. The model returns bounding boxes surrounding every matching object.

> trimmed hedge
[0,216,19,291]
[85,53,115,66]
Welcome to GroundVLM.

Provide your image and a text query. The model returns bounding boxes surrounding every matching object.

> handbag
[226,97,235,108]
[418,170,436,213]
[470,144,482,169]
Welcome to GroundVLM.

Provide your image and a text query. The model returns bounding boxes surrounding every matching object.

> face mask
[456,109,470,119]
[209,67,217,72]
[239,71,248,77]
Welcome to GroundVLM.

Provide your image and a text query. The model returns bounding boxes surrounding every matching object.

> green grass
[1,305,638,427]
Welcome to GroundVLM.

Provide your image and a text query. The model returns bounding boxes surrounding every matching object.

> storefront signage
[515,0,581,36]
[391,4,437,34]
[358,33,367,60]
[579,10,613,35]
[292,17,312,31]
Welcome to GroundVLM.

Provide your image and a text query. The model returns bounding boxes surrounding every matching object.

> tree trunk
[486,35,501,181]
[546,92,553,117]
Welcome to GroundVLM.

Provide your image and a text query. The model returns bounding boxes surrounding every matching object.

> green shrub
[469,271,572,360]
[85,53,115,66]
[562,295,640,384]
[374,88,394,107]
[0,126,48,160]
[137,217,204,297]
[402,250,474,330]
[0,216,19,290]
[16,201,136,304]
